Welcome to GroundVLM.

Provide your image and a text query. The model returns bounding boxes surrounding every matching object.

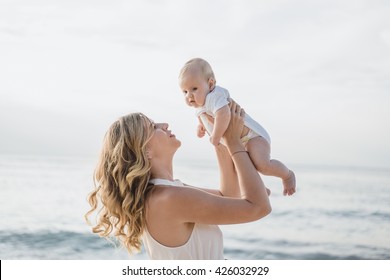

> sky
[0,0,389,169]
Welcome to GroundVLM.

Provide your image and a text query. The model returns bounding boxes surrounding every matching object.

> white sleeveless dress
[142,178,224,260]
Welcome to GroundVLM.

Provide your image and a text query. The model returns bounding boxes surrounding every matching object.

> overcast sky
[1,0,389,169]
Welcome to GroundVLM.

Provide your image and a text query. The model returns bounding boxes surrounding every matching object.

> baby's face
[179,70,212,108]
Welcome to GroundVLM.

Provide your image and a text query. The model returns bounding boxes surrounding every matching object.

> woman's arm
[182,145,238,197]
[185,101,240,198]
[214,143,240,198]
[223,103,271,216]
[160,102,271,225]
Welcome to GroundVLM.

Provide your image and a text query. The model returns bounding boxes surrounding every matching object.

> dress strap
[149,178,184,187]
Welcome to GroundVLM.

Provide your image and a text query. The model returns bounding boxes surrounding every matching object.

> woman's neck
[149,157,174,181]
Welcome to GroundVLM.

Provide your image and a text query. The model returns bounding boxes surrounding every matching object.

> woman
[85,102,271,259]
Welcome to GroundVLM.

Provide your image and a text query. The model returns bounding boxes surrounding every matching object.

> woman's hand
[222,99,245,152]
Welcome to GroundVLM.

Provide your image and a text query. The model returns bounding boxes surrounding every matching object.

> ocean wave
[1,229,389,260]
[270,208,390,221]
[0,230,145,260]
[224,236,390,260]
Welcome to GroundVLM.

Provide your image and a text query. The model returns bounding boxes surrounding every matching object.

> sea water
[0,155,389,260]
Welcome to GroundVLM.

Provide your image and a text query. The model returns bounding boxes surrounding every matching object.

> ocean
[0,155,389,260]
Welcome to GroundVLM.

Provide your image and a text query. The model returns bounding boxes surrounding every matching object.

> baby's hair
[179,58,216,83]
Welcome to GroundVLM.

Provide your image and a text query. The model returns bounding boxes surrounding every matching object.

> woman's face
[146,122,181,158]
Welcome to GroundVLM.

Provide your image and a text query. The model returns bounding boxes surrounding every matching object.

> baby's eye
[193,87,197,91]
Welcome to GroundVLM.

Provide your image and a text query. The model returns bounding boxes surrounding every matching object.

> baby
[178,58,296,196]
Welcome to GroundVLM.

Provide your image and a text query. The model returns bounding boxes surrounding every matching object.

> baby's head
[178,58,216,108]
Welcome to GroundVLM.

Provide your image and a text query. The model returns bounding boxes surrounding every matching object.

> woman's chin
[173,139,182,149]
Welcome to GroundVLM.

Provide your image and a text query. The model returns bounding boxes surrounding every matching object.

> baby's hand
[197,123,206,138]
[283,170,296,196]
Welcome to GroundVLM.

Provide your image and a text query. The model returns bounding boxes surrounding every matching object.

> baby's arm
[197,116,206,138]
[210,105,231,146]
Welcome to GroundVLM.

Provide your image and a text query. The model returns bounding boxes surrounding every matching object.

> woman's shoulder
[148,184,186,206]
[148,183,202,209]
[146,184,201,224]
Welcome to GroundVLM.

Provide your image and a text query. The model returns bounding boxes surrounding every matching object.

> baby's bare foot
[283,170,296,196]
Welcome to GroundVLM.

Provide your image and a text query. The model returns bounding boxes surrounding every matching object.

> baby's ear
[208,78,216,89]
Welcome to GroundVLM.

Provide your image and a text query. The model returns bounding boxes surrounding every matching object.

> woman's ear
[145,149,152,159]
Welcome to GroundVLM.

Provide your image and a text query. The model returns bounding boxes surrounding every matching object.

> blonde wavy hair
[85,113,155,254]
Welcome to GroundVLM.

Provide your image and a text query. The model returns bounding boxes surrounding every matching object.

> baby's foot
[282,170,296,196]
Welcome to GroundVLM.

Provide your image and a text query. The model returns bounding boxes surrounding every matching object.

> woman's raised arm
[163,101,271,225]
[222,102,271,218]
[215,143,240,198]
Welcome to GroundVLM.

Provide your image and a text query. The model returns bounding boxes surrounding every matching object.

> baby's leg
[246,137,296,196]
[246,137,287,177]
